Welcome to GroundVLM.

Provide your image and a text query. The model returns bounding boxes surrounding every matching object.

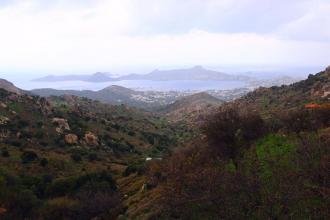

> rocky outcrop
[84,132,98,146]
[0,102,7,108]
[52,118,70,133]
[65,134,78,145]
[0,116,10,125]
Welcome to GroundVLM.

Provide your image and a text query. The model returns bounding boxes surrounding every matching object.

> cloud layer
[0,0,329,73]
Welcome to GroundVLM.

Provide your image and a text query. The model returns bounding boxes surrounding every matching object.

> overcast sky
[0,0,329,75]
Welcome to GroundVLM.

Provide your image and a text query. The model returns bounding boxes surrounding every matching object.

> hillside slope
[0,79,22,94]
[159,92,224,124]
[31,85,185,110]
[229,66,330,113]
[0,86,194,219]
[124,67,330,219]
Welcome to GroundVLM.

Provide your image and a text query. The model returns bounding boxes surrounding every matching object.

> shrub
[40,158,49,167]
[71,153,82,163]
[122,164,138,177]
[21,150,38,163]
[34,130,44,139]
[46,172,117,198]
[36,121,43,127]
[46,177,77,197]
[203,107,266,160]
[10,140,22,147]
[39,197,79,220]
[128,130,135,136]
[88,153,98,161]
[1,148,10,157]
[8,189,41,219]
[18,120,29,128]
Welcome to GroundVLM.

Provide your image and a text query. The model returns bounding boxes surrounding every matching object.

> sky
[0,0,329,75]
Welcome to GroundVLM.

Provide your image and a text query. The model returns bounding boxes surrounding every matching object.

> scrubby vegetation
[0,67,329,219]
[0,89,193,219]
[0,170,122,219]
[145,106,330,219]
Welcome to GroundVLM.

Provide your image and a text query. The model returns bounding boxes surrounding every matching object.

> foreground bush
[148,107,330,219]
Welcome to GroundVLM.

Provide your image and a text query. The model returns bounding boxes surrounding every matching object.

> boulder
[0,116,10,125]
[0,207,7,214]
[52,118,70,133]
[0,102,7,108]
[84,132,98,146]
[65,134,78,145]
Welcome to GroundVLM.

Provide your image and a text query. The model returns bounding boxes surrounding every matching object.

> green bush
[21,150,38,163]
[122,164,137,177]
[88,153,98,161]
[40,158,49,167]
[1,148,10,157]
[70,153,82,163]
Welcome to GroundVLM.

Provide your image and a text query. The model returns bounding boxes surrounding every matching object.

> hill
[228,66,330,113]
[0,87,191,160]
[159,92,224,124]
[31,85,175,110]
[0,79,22,94]
[31,85,225,111]
[125,67,330,219]
[0,86,193,219]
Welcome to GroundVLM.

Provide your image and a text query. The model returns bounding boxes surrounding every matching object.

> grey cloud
[130,0,313,34]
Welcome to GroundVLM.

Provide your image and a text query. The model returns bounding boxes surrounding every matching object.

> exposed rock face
[37,97,52,115]
[84,132,98,146]
[52,118,70,133]
[0,116,10,125]
[0,102,7,108]
[311,83,330,98]
[65,134,78,145]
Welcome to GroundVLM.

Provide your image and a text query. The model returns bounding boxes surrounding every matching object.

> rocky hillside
[228,66,330,114]
[0,86,195,218]
[122,67,330,219]
[0,89,191,161]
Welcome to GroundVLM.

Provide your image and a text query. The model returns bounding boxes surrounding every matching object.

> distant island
[33,66,251,82]
[33,72,116,82]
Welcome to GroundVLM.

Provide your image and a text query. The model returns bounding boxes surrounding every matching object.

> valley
[1,0,329,219]
[0,66,329,219]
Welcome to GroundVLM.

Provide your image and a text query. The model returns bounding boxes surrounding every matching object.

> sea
[4,77,247,92]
